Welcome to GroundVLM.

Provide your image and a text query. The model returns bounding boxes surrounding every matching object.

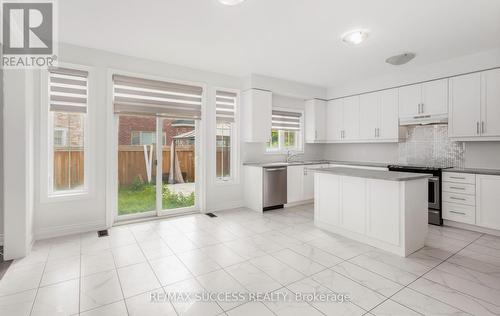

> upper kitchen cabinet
[359,88,400,142]
[343,96,360,141]
[305,99,327,143]
[399,79,448,125]
[242,89,272,142]
[449,69,500,141]
[326,96,359,142]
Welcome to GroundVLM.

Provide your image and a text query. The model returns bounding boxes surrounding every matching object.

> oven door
[428,176,440,210]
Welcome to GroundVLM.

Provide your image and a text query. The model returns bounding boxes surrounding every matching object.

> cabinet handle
[449,176,465,180]
[377,128,380,137]
[450,196,466,201]
[450,186,466,190]
[421,103,424,114]
[450,210,466,215]
[482,121,485,134]
[477,122,480,135]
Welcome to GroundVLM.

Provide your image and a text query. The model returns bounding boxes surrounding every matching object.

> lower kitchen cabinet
[476,174,500,230]
[287,164,325,203]
[366,179,400,245]
[340,176,366,234]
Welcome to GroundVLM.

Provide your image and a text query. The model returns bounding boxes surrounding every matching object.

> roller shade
[113,75,203,119]
[272,110,302,131]
[49,67,88,113]
[216,90,237,123]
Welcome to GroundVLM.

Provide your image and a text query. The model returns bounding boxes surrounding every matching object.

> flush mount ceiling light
[218,0,245,5]
[386,53,416,65]
[341,29,370,45]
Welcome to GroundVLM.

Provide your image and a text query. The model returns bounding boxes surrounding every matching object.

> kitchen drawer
[442,172,476,184]
[443,202,476,225]
[442,182,475,195]
[443,191,476,206]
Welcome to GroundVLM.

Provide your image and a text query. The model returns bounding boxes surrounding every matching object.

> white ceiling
[59,0,500,88]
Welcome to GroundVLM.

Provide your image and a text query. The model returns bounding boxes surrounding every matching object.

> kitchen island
[312,167,431,257]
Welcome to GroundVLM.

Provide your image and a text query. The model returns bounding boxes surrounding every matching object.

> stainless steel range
[388,165,446,226]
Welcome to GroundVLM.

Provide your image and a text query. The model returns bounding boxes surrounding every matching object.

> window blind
[113,75,203,119]
[272,110,302,131]
[49,67,88,113]
[216,90,237,123]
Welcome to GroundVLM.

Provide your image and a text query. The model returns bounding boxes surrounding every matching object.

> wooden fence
[55,145,230,188]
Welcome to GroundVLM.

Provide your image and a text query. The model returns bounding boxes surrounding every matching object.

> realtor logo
[2,0,57,68]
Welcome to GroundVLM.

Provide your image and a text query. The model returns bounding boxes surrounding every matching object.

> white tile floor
[1,204,500,315]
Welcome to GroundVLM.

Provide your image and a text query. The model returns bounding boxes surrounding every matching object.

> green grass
[118,183,195,215]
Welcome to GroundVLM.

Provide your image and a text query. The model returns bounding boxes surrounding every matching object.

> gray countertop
[445,168,500,176]
[243,160,389,168]
[310,167,432,181]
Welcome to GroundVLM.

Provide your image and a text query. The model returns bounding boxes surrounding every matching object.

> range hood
[399,114,448,126]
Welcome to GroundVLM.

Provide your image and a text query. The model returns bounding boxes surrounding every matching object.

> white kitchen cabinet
[303,167,315,200]
[476,174,500,230]
[326,99,343,141]
[340,176,366,234]
[305,99,327,143]
[359,89,400,141]
[242,89,272,142]
[366,179,400,245]
[287,165,304,204]
[314,174,340,226]
[481,68,500,137]
[343,96,360,141]
[399,79,448,122]
[449,73,482,138]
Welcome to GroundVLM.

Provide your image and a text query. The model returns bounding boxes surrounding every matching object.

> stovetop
[387,164,453,171]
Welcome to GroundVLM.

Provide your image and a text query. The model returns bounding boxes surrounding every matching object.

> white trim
[266,106,304,154]
[444,219,500,237]
[34,220,106,241]
[213,87,241,186]
[0,234,4,246]
[40,62,96,203]
[207,200,245,213]
[106,68,206,225]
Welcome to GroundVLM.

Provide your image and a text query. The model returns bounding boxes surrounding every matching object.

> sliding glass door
[116,115,197,220]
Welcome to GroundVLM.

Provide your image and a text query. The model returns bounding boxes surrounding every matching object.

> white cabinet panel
[326,99,343,141]
[303,166,316,200]
[242,89,272,142]
[443,202,476,225]
[476,174,500,230]
[366,179,400,245]
[422,79,448,116]
[359,92,379,140]
[343,96,360,140]
[287,165,304,204]
[340,176,366,234]
[449,73,481,138]
[315,174,341,226]
[399,84,421,118]
[379,89,399,140]
[481,68,500,137]
[305,99,327,143]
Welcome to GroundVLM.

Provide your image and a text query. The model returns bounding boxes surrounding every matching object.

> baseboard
[285,200,314,207]
[208,200,245,213]
[444,220,500,237]
[34,221,107,241]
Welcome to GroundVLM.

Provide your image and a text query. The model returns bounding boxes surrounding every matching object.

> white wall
[0,69,4,245]
[323,48,500,169]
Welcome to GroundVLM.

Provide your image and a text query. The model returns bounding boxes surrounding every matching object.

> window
[130,131,167,145]
[215,90,238,182]
[266,109,303,152]
[48,67,88,194]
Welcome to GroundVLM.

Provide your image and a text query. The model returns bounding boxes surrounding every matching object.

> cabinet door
[481,69,500,137]
[379,89,399,140]
[422,79,448,116]
[366,179,400,245]
[242,89,272,142]
[399,84,421,118]
[359,92,379,140]
[326,99,343,141]
[303,165,320,200]
[449,73,481,138]
[476,174,500,230]
[343,96,360,140]
[305,99,326,142]
[287,165,304,203]
[315,173,341,226]
[340,176,366,234]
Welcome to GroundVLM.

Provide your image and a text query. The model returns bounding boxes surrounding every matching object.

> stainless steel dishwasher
[263,166,287,211]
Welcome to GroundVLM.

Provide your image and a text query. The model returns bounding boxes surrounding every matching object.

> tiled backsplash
[398,124,465,168]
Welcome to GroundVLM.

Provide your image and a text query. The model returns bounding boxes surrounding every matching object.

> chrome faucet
[286,150,303,163]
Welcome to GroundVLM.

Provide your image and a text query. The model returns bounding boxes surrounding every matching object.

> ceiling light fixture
[386,53,416,65]
[341,29,370,45]
[218,0,245,5]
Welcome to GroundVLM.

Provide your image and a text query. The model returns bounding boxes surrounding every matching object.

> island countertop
[308,167,432,181]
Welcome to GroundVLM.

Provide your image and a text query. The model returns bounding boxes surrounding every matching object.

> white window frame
[53,127,68,147]
[40,63,95,201]
[213,88,240,185]
[266,107,304,154]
